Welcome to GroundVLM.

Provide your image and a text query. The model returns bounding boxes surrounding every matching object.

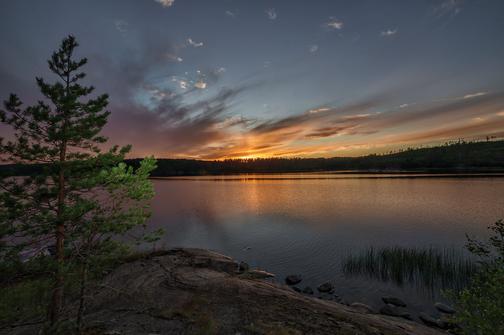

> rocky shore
[4,248,449,335]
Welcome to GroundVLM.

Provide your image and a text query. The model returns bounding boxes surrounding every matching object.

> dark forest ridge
[135,140,504,176]
[2,140,504,177]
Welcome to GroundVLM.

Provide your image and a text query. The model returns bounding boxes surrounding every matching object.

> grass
[0,278,52,326]
[342,246,477,295]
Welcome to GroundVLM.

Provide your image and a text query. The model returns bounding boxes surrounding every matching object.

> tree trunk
[77,261,88,334]
[49,145,67,326]
[49,61,71,327]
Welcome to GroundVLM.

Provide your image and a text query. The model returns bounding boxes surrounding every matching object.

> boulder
[419,313,439,328]
[350,302,375,314]
[382,296,407,307]
[302,286,314,295]
[320,295,334,301]
[246,269,275,279]
[434,302,455,314]
[317,282,334,293]
[285,274,302,285]
[238,261,249,273]
[435,320,449,330]
[379,306,411,320]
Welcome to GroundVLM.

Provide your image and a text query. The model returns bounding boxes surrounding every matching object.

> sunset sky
[1,0,504,159]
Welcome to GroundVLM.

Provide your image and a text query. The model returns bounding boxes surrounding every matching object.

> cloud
[14,21,501,160]
[116,87,504,159]
[213,90,504,158]
[225,10,236,18]
[266,8,277,20]
[463,92,487,99]
[187,38,204,48]
[326,19,344,30]
[194,80,207,89]
[165,54,183,62]
[178,80,188,89]
[434,0,463,18]
[155,0,175,8]
[309,45,319,53]
[381,29,397,37]
[114,20,128,33]
[308,107,329,114]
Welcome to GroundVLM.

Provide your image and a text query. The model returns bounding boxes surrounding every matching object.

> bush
[451,220,504,335]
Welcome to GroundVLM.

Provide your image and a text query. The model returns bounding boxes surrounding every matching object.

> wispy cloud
[187,38,204,48]
[114,20,128,33]
[326,19,344,30]
[225,10,236,18]
[434,0,463,18]
[266,8,277,20]
[463,92,487,99]
[381,29,397,37]
[81,27,504,159]
[309,45,319,53]
[134,88,504,159]
[308,107,330,114]
[194,80,207,89]
[166,54,183,62]
[154,0,175,8]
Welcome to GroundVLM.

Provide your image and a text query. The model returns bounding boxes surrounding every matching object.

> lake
[147,174,504,317]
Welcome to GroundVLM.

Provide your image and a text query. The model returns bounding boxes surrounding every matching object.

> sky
[1,0,504,159]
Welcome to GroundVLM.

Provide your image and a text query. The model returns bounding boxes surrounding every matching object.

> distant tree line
[2,140,504,177]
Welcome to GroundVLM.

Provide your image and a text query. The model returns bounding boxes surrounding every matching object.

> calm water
[147,174,504,317]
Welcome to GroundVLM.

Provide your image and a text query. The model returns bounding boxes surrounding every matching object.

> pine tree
[0,35,159,329]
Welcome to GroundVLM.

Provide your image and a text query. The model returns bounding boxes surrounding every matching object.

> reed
[342,246,477,294]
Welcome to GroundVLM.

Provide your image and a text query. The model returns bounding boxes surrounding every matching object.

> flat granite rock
[382,296,407,307]
[434,302,455,314]
[1,248,446,335]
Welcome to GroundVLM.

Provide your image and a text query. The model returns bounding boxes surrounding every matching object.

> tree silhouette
[0,35,158,330]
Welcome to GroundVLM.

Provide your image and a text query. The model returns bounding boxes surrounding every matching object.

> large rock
[434,302,455,314]
[382,296,407,307]
[245,269,275,279]
[350,302,375,314]
[419,313,439,328]
[302,286,314,295]
[379,305,411,320]
[285,274,302,285]
[1,248,445,335]
[238,261,249,273]
[317,282,334,293]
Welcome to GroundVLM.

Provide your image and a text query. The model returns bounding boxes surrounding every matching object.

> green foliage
[0,35,160,330]
[450,220,504,335]
[0,278,52,325]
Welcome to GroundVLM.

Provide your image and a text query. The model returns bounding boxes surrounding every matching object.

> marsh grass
[342,246,477,294]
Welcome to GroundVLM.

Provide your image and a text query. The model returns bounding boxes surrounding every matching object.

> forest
[2,140,504,177]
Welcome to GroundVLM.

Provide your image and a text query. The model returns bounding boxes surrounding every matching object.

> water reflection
[148,175,504,314]
[342,246,477,297]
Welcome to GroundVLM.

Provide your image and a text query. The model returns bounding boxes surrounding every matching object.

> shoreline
[150,171,504,180]
[2,248,451,335]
